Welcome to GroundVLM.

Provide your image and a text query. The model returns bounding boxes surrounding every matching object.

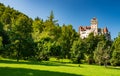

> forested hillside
[0,3,120,66]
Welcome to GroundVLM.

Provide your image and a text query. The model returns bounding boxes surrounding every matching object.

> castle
[79,17,111,40]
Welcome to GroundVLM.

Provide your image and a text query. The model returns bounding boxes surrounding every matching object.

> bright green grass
[0,58,120,76]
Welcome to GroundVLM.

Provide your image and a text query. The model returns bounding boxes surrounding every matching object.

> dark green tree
[13,14,33,61]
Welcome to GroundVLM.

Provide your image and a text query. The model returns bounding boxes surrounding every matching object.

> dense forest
[0,3,120,66]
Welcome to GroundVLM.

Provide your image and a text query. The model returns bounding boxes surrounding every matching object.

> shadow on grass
[0,67,83,76]
[0,60,82,68]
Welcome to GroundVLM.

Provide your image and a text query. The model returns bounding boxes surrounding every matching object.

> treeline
[0,3,120,66]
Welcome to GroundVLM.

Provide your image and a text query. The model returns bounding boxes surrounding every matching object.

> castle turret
[91,17,98,36]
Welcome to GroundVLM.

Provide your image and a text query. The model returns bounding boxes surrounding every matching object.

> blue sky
[0,0,120,39]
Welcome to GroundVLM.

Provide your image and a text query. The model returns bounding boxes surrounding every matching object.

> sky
[0,0,120,39]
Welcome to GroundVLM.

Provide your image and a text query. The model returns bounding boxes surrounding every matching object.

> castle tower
[90,17,98,36]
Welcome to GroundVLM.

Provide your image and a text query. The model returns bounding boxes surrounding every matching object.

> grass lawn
[0,58,120,76]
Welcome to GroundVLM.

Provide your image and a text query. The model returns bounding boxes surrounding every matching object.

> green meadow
[0,58,120,76]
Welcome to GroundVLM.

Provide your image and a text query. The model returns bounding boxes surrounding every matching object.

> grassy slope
[0,58,120,76]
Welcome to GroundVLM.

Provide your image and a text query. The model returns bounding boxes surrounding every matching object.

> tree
[50,42,62,59]
[110,33,120,66]
[0,36,3,54]
[84,33,96,64]
[32,17,44,42]
[13,14,33,61]
[71,38,85,63]
[59,25,78,59]
[48,11,58,24]
[0,21,11,57]
[35,34,52,61]
[0,3,5,17]
[94,40,110,66]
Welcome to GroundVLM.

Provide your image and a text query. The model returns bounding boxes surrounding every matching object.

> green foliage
[32,17,44,42]
[13,15,33,61]
[94,40,111,66]
[111,33,120,66]
[84,33,97,64]
[36,41,51,61]
[59,25,78,58]
[71,38,85,63]
[0,37,3,54]
[15,15,32,36]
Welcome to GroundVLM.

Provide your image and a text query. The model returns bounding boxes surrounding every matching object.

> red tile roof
[79,26,91,31]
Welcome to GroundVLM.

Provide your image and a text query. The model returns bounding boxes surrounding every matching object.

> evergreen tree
[111,33,120,66]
